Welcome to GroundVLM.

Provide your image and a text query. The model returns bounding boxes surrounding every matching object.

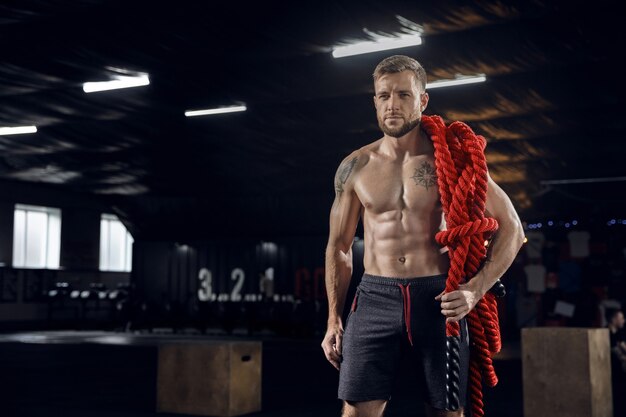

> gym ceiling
[0,0,624,239]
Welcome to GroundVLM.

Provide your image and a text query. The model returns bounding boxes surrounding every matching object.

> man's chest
[354,156,441,214]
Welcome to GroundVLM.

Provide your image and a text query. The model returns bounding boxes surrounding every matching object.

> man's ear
[421,92,429,111]
[373,95,377,109]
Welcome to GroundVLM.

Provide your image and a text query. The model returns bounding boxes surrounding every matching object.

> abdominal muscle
[362,208,450,279]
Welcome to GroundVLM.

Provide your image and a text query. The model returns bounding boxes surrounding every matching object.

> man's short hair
[606,307,622,324]
[373,55,427,91]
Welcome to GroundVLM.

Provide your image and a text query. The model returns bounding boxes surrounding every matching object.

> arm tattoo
[411,161,437,190]
[335,157,358,196]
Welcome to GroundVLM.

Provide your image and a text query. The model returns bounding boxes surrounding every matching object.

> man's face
[373,70,429,138]
[614,312,625,329]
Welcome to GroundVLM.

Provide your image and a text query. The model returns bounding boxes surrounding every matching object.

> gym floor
[0,331,522,417]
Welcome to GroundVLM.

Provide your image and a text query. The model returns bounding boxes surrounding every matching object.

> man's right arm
[321,153,362,370]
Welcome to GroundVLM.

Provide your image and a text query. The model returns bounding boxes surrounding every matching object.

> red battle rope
[421,115,501,417]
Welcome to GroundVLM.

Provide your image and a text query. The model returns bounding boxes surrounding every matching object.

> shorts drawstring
[398,283,413,346]
[351,291,358,312]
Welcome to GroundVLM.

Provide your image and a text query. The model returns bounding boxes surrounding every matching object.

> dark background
[0,1,624,416]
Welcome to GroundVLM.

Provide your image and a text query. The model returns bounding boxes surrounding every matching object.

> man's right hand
[321,322,344,370]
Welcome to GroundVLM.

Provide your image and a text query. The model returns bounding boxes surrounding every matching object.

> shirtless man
[321,55,525,417]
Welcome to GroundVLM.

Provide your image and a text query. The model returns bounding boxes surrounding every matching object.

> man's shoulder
[334,140,382,192]
[337,140,380,169]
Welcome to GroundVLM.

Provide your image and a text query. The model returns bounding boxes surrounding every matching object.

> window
[100,214,133,272]
[13,204,61,269]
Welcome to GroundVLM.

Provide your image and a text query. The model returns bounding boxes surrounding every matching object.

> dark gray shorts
[338,273,469,409]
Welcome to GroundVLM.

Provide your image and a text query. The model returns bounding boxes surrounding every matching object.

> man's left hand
[435,280,483,323]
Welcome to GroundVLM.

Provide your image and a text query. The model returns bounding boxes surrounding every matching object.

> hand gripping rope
[421,115,504,417]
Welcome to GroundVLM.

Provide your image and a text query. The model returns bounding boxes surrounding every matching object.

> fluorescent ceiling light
[332,34,422,58]
[185,105,247,117]
[0,126,37,135]
[83,74,150,93]
[426,74,487,89]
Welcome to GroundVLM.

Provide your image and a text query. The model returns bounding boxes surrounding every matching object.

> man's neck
[381,125,430,157]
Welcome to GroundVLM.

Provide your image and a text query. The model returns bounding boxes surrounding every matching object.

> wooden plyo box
[157,341,262,417]
[522,328,612,417]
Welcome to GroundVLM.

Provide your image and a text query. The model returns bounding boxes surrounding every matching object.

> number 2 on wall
[231,268,245,302]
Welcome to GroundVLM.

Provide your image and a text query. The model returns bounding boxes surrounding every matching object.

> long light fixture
[426,74,487,89]
[0,126,37,135]
[185,105,247,117]
[83,74,150,93]
[332,34,423,58]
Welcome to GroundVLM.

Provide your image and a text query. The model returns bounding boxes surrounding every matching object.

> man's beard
[378,113,421,138]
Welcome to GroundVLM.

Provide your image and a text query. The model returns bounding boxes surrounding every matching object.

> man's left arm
[437,172,525,322]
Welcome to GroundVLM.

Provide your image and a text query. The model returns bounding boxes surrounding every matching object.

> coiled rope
[421,114,502,417]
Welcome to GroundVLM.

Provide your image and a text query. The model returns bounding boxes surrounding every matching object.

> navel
[398,256,406,263]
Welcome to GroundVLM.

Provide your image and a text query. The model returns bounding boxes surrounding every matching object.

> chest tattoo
[411,161,438,190]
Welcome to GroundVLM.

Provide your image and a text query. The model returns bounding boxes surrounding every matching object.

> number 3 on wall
[198,268,216,302]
